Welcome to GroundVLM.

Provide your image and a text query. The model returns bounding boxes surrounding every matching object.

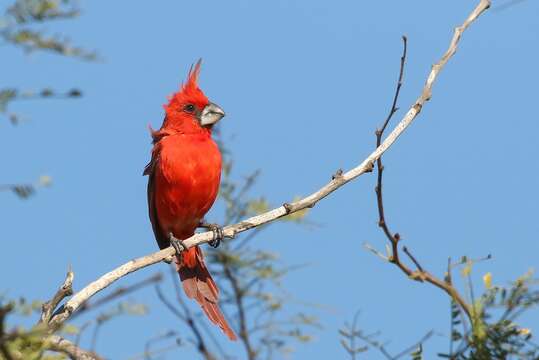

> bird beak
[200,103,225,127]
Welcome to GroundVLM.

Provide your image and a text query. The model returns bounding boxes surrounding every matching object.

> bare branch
[222,263,255,359]
[392,331,434,359]
[41,269,74,323]
[402,246,425,273]
[369,0,491,322]
[76,272,162,316]
[48,0,491,331]
[155,283,216,360]
[142,331,181,360]
[127,336,182,360]
[46,335,102,360]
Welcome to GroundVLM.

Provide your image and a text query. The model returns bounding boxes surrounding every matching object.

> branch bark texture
[46,335,103,360]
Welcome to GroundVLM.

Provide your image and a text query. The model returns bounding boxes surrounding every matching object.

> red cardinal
[144,61,236,340]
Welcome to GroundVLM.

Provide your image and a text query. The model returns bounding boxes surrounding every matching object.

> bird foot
[169,232,187,254]
[163,255,175,264]
[209,226,224,248]
[198,220,224,248]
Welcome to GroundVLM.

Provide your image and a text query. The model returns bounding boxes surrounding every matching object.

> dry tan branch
[46,335,102,360]
[41,270,74,324]
[76,272,163,315]
[48,0,491,331]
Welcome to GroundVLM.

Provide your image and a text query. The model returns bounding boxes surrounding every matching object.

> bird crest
[164,59,208,116]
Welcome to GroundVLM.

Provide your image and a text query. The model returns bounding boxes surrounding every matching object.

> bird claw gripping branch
[208,225,224,248]
[169,232,187,254]
[198,220,224,248]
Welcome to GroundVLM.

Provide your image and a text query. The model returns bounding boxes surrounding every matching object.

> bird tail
[176,246,237,341]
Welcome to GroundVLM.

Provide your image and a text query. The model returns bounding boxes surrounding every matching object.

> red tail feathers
[176,246,237,341]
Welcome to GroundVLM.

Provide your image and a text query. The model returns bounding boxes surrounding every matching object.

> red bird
[144,61,236,340]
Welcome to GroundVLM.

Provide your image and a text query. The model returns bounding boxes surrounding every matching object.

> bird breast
[154,134,222,238]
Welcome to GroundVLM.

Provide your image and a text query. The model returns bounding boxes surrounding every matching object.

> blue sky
[1,0,539,358]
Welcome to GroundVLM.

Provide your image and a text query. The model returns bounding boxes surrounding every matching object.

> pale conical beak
[200,103,225,127]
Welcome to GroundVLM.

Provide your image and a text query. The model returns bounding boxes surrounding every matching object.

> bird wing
[143,140,170,250]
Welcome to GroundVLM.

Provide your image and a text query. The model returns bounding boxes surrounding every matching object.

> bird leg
[162,256,174,264]
[198,220,224,248]
[209,226,224,248]
[169,232,187,254]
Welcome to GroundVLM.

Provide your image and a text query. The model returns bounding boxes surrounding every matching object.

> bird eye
[183,104,195,113]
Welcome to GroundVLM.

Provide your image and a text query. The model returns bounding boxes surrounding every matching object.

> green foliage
[7,0,79,23]
[0,298,65,360]
[444,270,539,359]
[1,290,150,359]
[0,175,52,199]
[410,345,423,360]
[5,28,97,60]
[0,85,83,125]
[0,0,93,126]
[340,266,539,360]
[1,0,91,203]
[1,0,96,60]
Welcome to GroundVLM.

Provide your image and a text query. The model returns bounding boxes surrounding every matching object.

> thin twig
[90,319,100,353]
[75,272,162,316]
[448,254,492,272]
[160,268,227,360]
[392,331,434,359]
[402,246,425,273]
[128,342,183,360]
[354,332,393,360]
[47,0,491,331]
[154,283,216,360]
[143,330,179,360]
[222,263,255,360]
[168,266,228,359]
[446,258,459,359]
[75,321,92,350]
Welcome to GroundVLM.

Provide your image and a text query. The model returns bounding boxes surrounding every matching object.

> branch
[46,335,102,360]
[222,262,255,359]
[375,34,407,244]
[155,282,216,360]
[48,0,491,330]
[41,269,74,323]
[75,272,162,315]
[370,0,493,321]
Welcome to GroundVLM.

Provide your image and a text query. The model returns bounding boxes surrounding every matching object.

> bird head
[162,60,225,134]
